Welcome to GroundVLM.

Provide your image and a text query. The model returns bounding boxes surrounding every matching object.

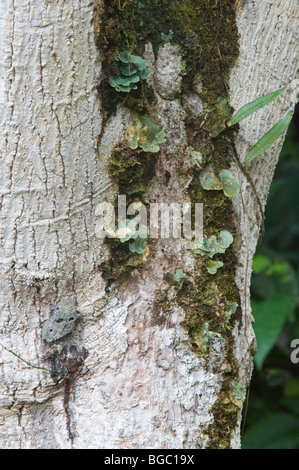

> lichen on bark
[94,0,243,448]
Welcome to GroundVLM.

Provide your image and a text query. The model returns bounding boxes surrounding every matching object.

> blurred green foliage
[242,104,299,449]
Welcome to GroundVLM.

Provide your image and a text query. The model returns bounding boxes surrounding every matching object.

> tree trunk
[0,0,298,449]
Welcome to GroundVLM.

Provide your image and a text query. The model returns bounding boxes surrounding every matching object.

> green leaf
[129,74,140,84]
[217,230,234,249]
[280,397,299,417]
[284,379,299,398]
[173,269,186,283]
[129,54,147,70]
[242,412,299,449]
[252,292,293,370]
[116,51,131,63]
[115,76,131,86]
[230,88,286,126]
[115,84,132,92]
[245,108,294,163]
[111,52,150,93]
[127,133,139,150]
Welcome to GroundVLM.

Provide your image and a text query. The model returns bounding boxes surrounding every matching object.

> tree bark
[0,0,298,449]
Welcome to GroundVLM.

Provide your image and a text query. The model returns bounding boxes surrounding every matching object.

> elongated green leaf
[245,108,294,163]
[230,88,285,125]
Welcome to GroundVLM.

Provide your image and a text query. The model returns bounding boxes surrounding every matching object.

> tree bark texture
[0,0,298,449]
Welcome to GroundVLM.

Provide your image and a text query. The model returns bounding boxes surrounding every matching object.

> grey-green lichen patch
[190,321,220,354]
[42,298,80,343]
[129,224,149,254]
[219,170,240,197]
[225,301,238,323]
[129,236,148,254]
[195,230,234,258]
[230,379,244,407]
[154,43,182,99]
[205,97,231,138]
[161,29,174,42]
[206,260,224,275]
[200,171,223,191]
[109,51,150,93]
[173,268,186,284]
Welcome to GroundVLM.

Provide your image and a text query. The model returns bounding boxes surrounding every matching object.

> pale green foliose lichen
[230,379,244,407]
[129,224,149,254]
[129,236,148,254]
[104,219,137,242]
[225,301,238,323]
[161,29,174,42]
[104,219,148,255]
[219,170,240,197]
[193,321,221,353]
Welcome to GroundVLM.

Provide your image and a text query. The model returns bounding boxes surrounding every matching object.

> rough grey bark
[0,0,298,449]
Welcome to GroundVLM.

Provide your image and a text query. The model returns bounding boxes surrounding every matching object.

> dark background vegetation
[242,104,299,449]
